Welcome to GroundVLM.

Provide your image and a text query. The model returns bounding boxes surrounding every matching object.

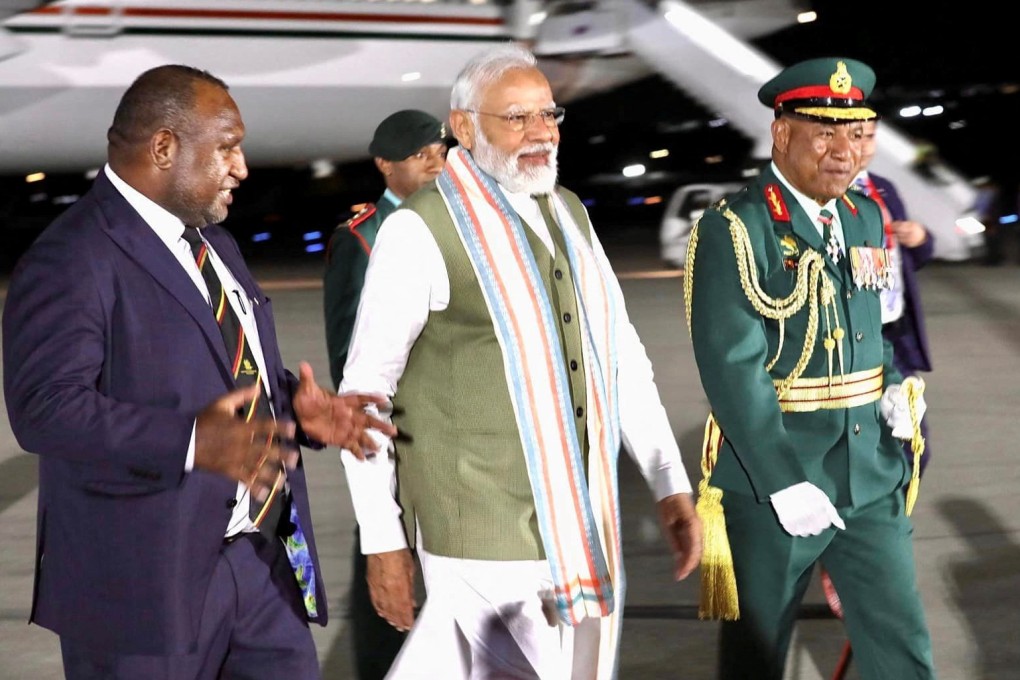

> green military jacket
[323,192,397,390]
[687,165,907,509]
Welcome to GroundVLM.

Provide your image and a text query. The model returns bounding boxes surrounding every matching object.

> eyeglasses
[465,107,565,132]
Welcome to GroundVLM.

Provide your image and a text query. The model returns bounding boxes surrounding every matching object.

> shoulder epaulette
[341,203,377,232]
[327,203,377,260]
[840,193,859,216]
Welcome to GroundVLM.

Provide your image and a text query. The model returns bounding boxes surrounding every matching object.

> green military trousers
[718,489,935,679]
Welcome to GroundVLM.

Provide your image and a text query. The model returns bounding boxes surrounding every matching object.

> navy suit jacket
[867,172,934,373]
[2,172,328,654]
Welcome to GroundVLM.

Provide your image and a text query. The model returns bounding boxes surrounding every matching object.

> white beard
[472,128,558,195]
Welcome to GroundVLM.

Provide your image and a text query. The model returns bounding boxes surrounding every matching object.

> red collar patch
[765,184,791,222]
[346,203,377,231]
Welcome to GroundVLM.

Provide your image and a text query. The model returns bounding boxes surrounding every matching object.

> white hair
[450,42,537,110]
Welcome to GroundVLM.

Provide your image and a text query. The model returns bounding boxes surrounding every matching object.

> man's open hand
[656,492,703,581]
[193,384,297,500]
[367,548,417,632]
[292,361,397,457]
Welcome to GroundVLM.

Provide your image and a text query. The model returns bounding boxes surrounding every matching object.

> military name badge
[849,246,894,290]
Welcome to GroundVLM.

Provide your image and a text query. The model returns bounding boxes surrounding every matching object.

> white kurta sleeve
[339,207,447,554]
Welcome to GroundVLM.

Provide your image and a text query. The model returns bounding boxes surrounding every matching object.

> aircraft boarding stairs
[532,0,983,261]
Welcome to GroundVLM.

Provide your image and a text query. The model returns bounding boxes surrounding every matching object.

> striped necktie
[181,227,318,617]
[182,227,284,533]
[818,209,843,263]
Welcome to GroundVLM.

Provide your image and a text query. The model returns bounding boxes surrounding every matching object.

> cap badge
[440,123,447,138]
[829,61,852,95]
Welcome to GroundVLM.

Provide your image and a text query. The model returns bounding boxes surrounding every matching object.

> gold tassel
[821,289,835,392]
[833,327,846,382]
[696,414,740,620]
[824,336,835,390]
[902,378,927,516]
[697,480,740,620]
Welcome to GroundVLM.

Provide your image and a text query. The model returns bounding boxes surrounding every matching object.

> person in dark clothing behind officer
[322,109,448,679]
[852,118,935,475]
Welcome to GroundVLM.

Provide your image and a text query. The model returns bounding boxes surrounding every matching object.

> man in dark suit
[685,57,935,679]
[2,64,395,680]
[322,108,447,680]
[854,118,935,473]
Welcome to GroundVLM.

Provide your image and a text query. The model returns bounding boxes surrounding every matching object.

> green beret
[758,57,878,123]
[369,109,449,161]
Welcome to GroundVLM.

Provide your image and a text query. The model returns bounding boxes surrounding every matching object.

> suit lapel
[92,174,234,381]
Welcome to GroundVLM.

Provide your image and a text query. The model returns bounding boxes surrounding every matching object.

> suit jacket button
[855,331,864,342]
[853,423,861,435]
[226,498,238,509]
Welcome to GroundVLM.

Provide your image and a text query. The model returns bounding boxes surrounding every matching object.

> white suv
[659,182,741,269]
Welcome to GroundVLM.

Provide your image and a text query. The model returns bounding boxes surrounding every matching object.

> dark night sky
[556,0,1019,208]
[760,1,1019,180]
[3,1,1016,268]
[765,1,1016,89]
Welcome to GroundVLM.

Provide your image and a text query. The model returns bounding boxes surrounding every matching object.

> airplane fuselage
[0,0,510,172]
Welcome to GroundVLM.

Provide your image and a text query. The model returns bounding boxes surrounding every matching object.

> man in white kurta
[339,44,702,679]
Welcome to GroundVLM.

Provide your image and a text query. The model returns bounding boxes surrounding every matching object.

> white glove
[769,482,846,537]
[880,377,927,440]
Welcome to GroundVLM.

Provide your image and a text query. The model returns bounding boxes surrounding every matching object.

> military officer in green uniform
[324,109,449,390]
[684,57,936,679]
[322,109,448,680]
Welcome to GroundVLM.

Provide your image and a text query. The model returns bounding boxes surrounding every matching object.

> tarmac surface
[1,226,1018,679]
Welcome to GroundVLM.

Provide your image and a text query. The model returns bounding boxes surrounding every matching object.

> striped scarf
[437,146,623,635]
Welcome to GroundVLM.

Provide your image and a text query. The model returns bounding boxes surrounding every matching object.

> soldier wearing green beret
[322,108,448,679]
[324,109,449,390]
[685,57,936,679]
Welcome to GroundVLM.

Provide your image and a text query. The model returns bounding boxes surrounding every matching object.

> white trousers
[385,547,603,680]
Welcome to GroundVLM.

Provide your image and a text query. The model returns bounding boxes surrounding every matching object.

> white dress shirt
[772,162,846,251]
[105,164,270,536]
[339,184,692,555]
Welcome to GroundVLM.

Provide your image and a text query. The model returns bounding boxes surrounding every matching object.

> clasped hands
[194,361,396,499]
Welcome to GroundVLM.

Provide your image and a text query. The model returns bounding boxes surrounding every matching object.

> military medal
[780,234,800,270]
[849,246,893,290]
[826,234,843,263]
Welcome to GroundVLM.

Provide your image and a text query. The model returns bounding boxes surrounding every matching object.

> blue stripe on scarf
[437,151,610,622]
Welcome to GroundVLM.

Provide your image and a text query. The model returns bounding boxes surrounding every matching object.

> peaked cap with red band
[758,57,878,123]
